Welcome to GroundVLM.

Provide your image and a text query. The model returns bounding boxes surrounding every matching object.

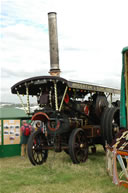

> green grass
[0,145,127,193]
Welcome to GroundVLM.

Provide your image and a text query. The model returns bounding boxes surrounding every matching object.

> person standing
[35,121,44,132]
[35,121,41,130]
[20,120,32,157]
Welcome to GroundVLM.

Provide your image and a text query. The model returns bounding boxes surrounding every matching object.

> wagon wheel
[106,107,120,145]
[69,128,88,164]
[100,107,110,149]
[27,130,48,165]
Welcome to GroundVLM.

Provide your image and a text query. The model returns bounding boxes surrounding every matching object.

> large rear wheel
[69,128,88,164]
[100,107,110,149]
[27,130,48,165]
[106,107,120,144]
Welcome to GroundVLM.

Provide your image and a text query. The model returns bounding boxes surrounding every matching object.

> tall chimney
[48,12,60,76]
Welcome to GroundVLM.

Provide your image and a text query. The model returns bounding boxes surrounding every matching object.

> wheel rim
[74,130,88,162]
[28,130,48,165]
[69,129,88,164]
[111,110,120,139]
[100,107,110,145]
[32,135,48,165]
[107,107,120,144]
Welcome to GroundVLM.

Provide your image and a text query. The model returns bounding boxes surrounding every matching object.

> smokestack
[48,12,60,76]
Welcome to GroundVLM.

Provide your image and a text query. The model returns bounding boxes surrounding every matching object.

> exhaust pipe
[48,12,60,76]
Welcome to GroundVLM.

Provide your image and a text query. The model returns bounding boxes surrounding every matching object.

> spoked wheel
[27,130,48,165]
[69,128,88,164]
[106,107,120,145]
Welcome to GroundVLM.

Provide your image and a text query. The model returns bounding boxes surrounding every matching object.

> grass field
[0,145,127,193]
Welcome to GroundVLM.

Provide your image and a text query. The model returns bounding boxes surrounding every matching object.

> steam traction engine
[11,76,120,165]
[11,12,120,165]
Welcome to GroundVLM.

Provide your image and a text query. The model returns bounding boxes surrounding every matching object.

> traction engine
[11,12,120,165]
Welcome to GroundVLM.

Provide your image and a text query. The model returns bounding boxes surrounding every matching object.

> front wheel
[69,128,88,164]
[27,130,48,165]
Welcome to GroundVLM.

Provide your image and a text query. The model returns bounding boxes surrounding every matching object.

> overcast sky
[0,0,128,103]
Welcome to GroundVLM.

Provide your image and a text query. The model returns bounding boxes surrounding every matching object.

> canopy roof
[11,76,120,96]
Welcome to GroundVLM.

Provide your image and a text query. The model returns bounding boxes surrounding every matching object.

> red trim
[120,181,128,188]
[47,120,60,131]
[84,105,89,115]
[31,112,50,121]
[64,94,69,104]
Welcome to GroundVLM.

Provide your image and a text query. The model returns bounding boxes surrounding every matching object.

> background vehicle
[106,47,128,188]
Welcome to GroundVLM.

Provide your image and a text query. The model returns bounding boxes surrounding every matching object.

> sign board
[3,120,20,145]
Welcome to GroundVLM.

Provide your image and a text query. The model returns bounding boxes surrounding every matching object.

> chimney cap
[48,12,57,14]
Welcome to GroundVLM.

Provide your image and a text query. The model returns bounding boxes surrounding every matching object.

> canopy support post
[54,82,58,111]
[59,86,68,112]
[16,91,28,114]
[26,85,30,114]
